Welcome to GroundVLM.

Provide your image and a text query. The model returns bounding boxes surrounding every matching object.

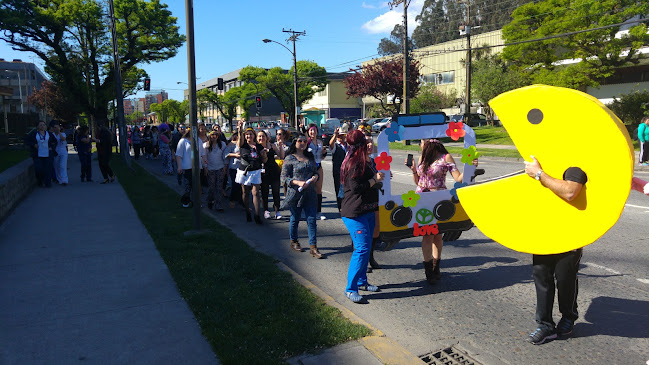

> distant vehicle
[449,113,488,127]
[366,118,382,126]
[319,118,341,143]
[371,117,391,132]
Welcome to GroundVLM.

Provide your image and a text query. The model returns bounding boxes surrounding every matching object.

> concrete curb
[134,159,424,365]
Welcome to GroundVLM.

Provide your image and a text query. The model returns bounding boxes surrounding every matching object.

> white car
[371,117,391,132]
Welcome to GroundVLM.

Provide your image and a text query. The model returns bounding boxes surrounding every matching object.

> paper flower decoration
[401,190,420,208]
[449,181,468,199]
[446,121,466,141]
[374,152,392,171]
[461,145,481,164]
[384,122,404,142]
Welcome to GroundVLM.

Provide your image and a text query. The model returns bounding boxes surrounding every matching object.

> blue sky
[0,0,424,101]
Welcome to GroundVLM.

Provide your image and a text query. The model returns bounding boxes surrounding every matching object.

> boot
[432,258,441,281]
[369,237,381,269]
[254,215,262,225]
[310,245,324,259]
[290,240,303,252]
[246,210,252,222]
[423,260,437,285]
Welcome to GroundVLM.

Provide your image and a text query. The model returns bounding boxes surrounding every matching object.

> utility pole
[282,29,306,129]
[462,1,472,124]
[389,0,411,115]
[185,0,203,232]
[108,0,131,167]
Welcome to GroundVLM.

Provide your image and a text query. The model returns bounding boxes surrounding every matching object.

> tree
[239,62,327,125]
[125,110,144,124]
[471,55,527,122]
[411,0,531,49]
[410,83,456,114]
[607,89,649,130]
[377,24,413,56]
[28,80,82,124]
[344,57,420,115]
[501,0,649,89]
[0,0,185,122]
[149,99,187,124]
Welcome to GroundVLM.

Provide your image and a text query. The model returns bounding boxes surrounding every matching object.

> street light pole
[263,30,305,129]
[185,0,202,232]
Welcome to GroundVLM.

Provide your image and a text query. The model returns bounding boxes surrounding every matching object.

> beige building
[301,73,363,124]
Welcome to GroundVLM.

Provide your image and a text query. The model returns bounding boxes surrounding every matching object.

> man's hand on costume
[524,155,542,178]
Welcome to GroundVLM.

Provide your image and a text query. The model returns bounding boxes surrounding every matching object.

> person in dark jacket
[24,121,58,187]
[76,125,93,182]
[328,124,349,211]
[96,121,115,184]
[340,129,385,303]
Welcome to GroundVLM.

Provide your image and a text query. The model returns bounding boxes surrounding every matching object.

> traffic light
[217,78,224,90]
[144,78,151,91]
[255,96,262,109]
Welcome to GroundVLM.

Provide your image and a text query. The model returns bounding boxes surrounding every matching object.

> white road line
[637,278,649,285]
[583,262,622,275]
[625,203,649,210]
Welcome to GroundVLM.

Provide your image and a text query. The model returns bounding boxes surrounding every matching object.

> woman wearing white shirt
[175,128,207,207]
[307,124,327,220]
[203,129,227,211]
[51,121,69,185]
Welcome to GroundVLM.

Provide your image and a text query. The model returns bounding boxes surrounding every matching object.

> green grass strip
[112,158,371,364]
[0,149,30,173]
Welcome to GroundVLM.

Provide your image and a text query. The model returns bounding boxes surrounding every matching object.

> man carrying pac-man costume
[523,156,587,345]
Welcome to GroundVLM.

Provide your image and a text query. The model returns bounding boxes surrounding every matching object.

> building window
[317,88,327,97]
[421,71,454,85]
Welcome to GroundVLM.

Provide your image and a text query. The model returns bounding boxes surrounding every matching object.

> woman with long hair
[408,139,474,284]
[142,125,153,160]
[176,127,207,207]
[275,128,290,197]
[280,134,323,258]
[158,124,174,175]
[258,130,282,220]
[340,129,385,303]
[236,121,267,224]
[224,133,243,208]
[306,123,327,220]
[204,127,227,211]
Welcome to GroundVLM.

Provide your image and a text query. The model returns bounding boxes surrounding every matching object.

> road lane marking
[584,262,621,275]
[638,279,649,285]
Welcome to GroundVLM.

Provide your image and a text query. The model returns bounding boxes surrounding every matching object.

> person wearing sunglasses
[280,134,323,258]
[236,120,267,224]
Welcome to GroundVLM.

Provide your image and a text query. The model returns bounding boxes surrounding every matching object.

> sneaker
[264,210,271,219]
[318,214,327,220]
[345,291,363,303]
[358,284,380,292]
[275,212,282,220]
[556,317,574,338]
[527,327,557,345]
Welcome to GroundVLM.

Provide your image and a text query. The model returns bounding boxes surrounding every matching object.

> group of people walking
[25,120,116,187]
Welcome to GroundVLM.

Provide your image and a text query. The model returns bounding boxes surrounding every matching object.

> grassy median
[112,159,371,364]
[0,148,30,173]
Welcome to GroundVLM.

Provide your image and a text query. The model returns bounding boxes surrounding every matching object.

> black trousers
[642,142,649,163]
[261,175,281,212]
[98,152,114,180]
[333,172,342,211]
[533,249,582,330]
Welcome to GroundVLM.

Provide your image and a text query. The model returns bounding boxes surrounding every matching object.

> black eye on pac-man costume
[457,85,634,255]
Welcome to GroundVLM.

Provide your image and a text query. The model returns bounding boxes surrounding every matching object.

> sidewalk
[0,152,217,364]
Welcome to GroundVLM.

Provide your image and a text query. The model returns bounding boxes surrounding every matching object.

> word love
[413,223,439,237]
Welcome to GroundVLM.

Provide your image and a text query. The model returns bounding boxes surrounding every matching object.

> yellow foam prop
[458,85,633,254]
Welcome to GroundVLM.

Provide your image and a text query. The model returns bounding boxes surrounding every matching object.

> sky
[0,0,424,102]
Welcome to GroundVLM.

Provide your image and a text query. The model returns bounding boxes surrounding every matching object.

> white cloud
[362,2,376,9]
[361,0,424,35]
[362,1,390,9]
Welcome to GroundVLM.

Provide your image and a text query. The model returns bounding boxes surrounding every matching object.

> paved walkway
[0,152,217,364]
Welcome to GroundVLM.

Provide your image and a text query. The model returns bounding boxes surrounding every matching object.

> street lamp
[263,38,299,128]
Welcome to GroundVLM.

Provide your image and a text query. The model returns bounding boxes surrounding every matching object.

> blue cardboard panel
[420,113,446,125]
[397,115,420,126]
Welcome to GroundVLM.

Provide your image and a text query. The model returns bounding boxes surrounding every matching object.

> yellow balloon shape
[457,85,633,254]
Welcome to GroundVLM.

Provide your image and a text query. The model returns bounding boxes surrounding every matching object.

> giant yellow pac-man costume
[458,85,634,254]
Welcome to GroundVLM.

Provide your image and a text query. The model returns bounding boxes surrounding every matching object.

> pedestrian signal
[144,78,151,91]
[217,78,224,90]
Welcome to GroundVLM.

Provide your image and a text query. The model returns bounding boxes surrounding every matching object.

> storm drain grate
[419,346,482,365]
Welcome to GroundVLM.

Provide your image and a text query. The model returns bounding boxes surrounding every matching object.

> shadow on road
[368,261,531,300]
[579,296,649,339]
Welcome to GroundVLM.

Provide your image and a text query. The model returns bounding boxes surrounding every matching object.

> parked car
[371,117,391,132]
[449,113,488,127]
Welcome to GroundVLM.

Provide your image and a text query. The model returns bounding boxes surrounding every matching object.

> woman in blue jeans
[280,134,323,259]
[340,129,385,303]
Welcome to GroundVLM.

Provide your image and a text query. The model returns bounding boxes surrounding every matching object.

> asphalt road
[138,152,649,365]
